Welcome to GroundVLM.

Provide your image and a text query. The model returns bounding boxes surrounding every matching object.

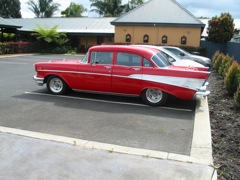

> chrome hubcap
[146,89,163,103]
[49,78,63,93]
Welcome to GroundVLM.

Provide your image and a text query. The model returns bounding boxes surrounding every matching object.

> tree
[207,12,235,43]
[90,0,123,17]
[90,0,107,17]
[123,0,144,13]
[61,2,87,17]
[27,0,60,18]
[0,0,21,18]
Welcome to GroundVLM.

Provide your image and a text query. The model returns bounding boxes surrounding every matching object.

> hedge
[0,42,35,54]
[212,51,240,107]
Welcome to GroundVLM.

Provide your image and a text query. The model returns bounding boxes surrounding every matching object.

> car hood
[191,55,211,63]
[167,64,209,71]
[172,59,204,67]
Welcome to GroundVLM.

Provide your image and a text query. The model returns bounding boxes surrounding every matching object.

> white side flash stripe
[129,74,205,91]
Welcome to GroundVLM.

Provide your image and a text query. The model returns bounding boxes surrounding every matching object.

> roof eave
[0,24,22,29]
[111,22,205,28]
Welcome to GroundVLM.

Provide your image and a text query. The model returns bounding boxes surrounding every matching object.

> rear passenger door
[111,52,142,95]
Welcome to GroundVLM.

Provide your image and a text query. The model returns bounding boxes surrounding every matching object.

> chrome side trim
[38,69,111,77]
[33,75,44,86]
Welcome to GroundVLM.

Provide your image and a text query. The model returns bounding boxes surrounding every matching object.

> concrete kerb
[191,97,213,164]
[0,97,213,166]
[0,54,36,58]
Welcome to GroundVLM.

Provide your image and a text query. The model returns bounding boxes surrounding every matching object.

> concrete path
[0,132,214,180]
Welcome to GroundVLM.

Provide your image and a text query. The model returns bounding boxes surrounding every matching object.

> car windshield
[163,49,181,60]
[151,52,171,67]
[165,47,192,58]
[179,48,192,56]
[81,53,88,63]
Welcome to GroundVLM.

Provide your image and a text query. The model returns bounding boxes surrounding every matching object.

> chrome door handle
[104,66,112,69]
[132,68,140,71]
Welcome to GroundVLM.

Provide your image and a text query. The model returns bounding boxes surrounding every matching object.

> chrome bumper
[193,82,210,99]
[33,75,44,86]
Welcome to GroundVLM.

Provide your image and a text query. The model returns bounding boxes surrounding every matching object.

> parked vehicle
[134,45,207,70]
[161,46,212,68]
[33,45,210,106]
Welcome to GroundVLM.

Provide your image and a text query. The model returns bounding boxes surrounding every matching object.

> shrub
[0,43,12,54]
[218,54,226,75]
[66,50,77,55]
[219,54,234,77]
[234,84,240,107]
[5,42,34,53]
[3,33,15,41]
[223,55,234,77]
[212,50,220,65]
[213,53,224,72]
[224,61,240,95]
[50,46,72,54]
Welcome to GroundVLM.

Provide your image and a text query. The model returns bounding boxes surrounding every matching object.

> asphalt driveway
[0,54,196,155]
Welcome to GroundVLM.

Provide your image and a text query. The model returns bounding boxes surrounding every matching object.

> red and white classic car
[33,45,210,106]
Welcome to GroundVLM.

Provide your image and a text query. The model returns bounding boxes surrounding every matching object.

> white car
[161,46,212,68]
[134,45,206,68]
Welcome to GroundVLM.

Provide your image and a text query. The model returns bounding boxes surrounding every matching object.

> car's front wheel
[141,88,168,106]
[47,76,67,95]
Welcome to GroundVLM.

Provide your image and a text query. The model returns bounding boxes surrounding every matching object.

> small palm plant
[31,24,68,53]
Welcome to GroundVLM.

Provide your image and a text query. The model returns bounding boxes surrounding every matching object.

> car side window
[90,52,113,64]
[143,58,153,67]
[166,48,181,56]
[116,53,141,66]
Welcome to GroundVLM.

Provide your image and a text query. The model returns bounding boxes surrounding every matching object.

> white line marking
[24,92,192,112]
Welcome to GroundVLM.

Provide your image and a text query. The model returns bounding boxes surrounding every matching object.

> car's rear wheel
[47,76,67,95]
[141,88,168,106]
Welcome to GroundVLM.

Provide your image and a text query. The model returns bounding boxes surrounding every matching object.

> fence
[200,41,240,63]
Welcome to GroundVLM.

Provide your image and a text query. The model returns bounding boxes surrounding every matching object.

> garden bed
[208,71,240,179]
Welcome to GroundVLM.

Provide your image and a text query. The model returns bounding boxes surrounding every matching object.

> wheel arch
[140,86,172,97]
[44,74,69,88]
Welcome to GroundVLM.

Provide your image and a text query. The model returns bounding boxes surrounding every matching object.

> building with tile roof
[111,0,205,46]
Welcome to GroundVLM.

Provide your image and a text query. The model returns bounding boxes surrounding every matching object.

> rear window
[151,52,171,67]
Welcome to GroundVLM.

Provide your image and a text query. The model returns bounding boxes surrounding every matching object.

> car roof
[133,45,181,59]
[161,46,180,49]
[89,45,159,59]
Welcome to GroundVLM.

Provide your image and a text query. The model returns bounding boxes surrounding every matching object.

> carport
[0,17,21,42]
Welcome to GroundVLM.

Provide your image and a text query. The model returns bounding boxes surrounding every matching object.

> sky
[20,0,240,19]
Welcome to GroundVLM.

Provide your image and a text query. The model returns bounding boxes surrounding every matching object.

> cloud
[177,0,240,18]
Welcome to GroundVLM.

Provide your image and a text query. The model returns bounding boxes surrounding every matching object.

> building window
[162,35,167,44]
[143,34,149,43]
[181,36,187,44]
[126,34,131,42]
